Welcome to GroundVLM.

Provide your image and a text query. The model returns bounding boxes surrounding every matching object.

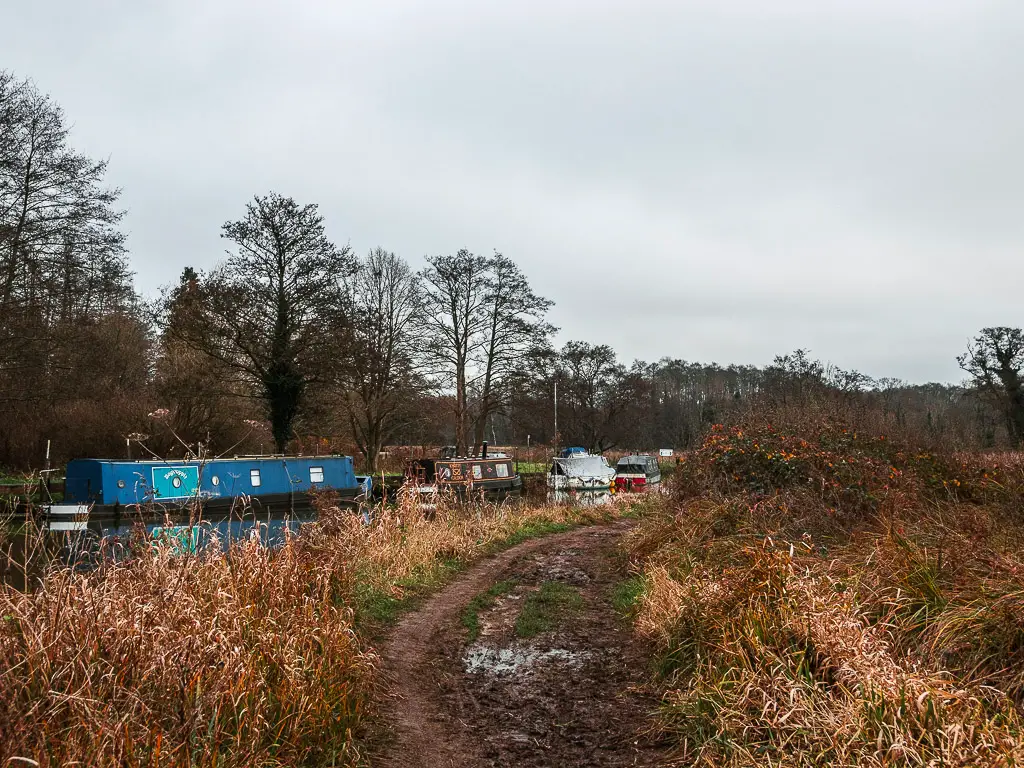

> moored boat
[614,454,661,491]
[44,455,368,520]
[403,445,522,502]
[546,449,616,490]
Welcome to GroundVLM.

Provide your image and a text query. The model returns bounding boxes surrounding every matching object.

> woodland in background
[2,71,1022,472]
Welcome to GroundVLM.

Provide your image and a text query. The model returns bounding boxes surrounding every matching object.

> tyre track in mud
[376,518,669,767]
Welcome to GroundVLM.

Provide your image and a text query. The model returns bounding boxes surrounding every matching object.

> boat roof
[69,455,351,466]
[558,446,587,458]
[552,454,615,475]
[408,455,511,464]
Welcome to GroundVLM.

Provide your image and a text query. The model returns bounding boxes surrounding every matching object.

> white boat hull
[547,490,613,506]
[43,503,90,517]
[547,475,614,490]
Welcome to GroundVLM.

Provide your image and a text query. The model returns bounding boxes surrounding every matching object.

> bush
[625,418,1024,765]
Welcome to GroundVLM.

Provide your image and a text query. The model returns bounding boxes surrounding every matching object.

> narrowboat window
[496,463,510,478]
[310,466,324,483]
[250,469,261,487]
[117,479,126,488]
[472,464,483,480]
[171,475,183,489]
[211,475,220,486]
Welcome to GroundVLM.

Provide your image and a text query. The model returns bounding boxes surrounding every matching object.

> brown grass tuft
[0,493,638,766]
[625,419,1024,766]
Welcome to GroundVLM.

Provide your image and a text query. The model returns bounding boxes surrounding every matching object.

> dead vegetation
[0,495,622,767]
[625,418,1024,767]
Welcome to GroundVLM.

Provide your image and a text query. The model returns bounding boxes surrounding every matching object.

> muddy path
[376,519,669,767]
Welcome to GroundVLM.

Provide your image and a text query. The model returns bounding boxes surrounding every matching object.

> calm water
[2,509,318,590]
[2,487,622,590]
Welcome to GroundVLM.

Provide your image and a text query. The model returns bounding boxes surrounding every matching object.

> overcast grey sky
[3,0,1022,383]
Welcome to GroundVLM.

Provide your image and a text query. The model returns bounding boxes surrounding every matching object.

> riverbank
[623,420,1024,766]
[0,493,651,767]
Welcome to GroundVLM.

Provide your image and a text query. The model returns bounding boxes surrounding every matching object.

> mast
[553,380,558,452]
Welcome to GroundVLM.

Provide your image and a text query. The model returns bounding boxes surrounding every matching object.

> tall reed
[0,492,631,766]
[626,418,1024,766]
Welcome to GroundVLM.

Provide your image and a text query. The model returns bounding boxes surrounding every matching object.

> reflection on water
[82,512,316,549]
[546,490,614,507]
[2,510,317,591]
[3,485,636,590]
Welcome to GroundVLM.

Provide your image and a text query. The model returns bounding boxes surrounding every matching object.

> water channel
[1,485,619,591]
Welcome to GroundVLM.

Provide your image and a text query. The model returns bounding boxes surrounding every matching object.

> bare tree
[339,248,425,471]
[958,327,1024,446]
[557,340,627,452]
[471,253,554,448]
[165,193,354,452]
[420,250,490,454]
[0,72,143,467]
[0,71,129,389]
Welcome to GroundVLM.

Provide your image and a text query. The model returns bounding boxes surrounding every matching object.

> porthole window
[250,469,261,487]
[117,479,126,488]
[171,476,183,489]
[211,475,220,486]
[310,466,324,483]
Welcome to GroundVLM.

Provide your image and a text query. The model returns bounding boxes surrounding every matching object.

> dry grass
[0,493,636,766]
[626,419,1024,767]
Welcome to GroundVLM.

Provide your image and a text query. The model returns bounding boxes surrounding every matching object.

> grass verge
[610,575,646,619]
[515,581,584,638]
[487,519,575,551]
[624,419,1024,766]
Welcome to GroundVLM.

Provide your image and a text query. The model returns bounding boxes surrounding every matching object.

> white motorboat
[546,452,616,490]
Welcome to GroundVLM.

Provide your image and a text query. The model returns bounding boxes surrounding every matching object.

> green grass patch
[515,462,550,474]
[353,516,591,631]
[352,581,406,626]
[488,520,574,552]
[461,579,519,641]
[515,581,584,638]
[611,575,646,619]
[352,557,463,627]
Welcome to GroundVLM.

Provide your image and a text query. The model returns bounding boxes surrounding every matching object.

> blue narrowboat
[47,455,367,519]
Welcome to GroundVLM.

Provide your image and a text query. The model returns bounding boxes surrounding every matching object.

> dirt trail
[376,519,668,767]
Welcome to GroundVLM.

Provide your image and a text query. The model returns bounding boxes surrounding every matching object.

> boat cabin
[614,454,661,490]
[547,453,616,490]
[52,455,364,518]
[404,456,520,494]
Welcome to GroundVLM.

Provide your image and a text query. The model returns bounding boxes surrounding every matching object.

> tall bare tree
[958,327,1024,446]
[471,253,554,448]
[420,250,490,454]
[0,71,129,386]
[0,72,142,467]
[151,268,258,454]
[339,248,425,471]
[557,341,627,452]
[164,193,354,452]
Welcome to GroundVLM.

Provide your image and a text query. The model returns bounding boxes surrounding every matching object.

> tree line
[2,71,1023,471]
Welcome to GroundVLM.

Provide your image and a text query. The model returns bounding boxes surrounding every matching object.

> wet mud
[377,520,669,768]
